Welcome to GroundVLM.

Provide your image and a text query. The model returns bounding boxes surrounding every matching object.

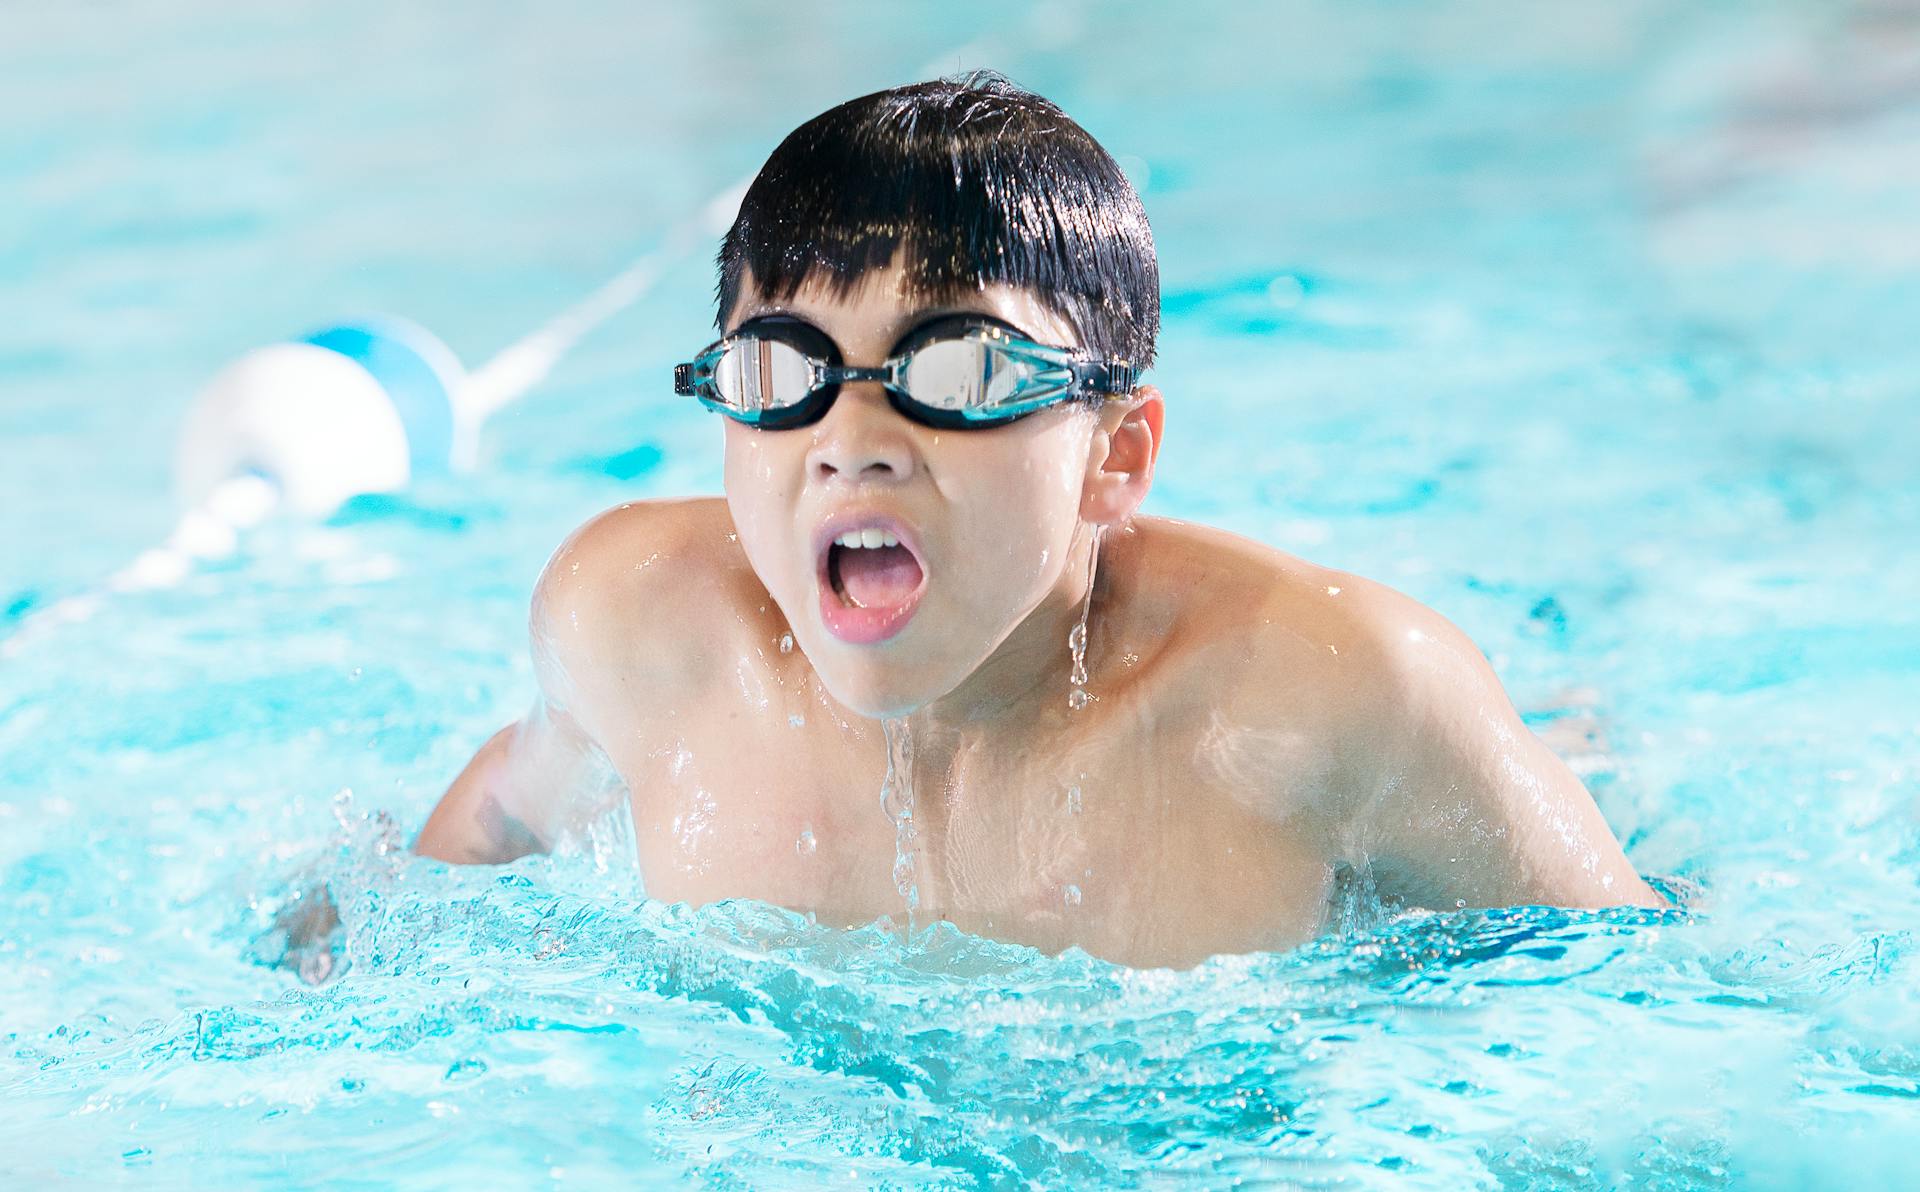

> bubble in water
[778,632,793,654]
[444,1058,488,1083]
[1266,272,1307,309]
[796,828,816,856]
[1063,884,1083,906]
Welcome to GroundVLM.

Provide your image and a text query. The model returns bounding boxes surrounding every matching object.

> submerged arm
[414,515,639,865]
[413,697,620,864]
[413,499,738,867]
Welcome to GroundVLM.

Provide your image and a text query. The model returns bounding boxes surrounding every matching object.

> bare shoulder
[1113,516,1417,708]
[530,497,767,721]
[1110,516,1483,803]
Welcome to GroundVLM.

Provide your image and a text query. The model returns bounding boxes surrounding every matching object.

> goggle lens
[712,337,813,415]
[900,337,1067,412]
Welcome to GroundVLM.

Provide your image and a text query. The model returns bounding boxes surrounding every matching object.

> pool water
[4,0,1918,1185]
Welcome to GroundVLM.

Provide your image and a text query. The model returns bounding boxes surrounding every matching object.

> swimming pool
[4,0,1918,1184]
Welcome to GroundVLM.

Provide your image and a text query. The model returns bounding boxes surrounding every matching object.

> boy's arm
[1346,588,1665,910]
[413,698,619,864]
[414,507,655,866]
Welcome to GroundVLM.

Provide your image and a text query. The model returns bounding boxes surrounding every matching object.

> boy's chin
[808,653,956,722]
[816,669,936,722]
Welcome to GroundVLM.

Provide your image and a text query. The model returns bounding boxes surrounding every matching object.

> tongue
[837,545,923,609]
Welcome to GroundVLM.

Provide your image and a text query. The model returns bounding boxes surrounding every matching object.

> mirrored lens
[902,338,1053,412]
[901,338,988,410]
[713,338,813,413]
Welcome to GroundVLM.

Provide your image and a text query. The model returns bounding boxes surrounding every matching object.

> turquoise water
[5,0,1919,1185]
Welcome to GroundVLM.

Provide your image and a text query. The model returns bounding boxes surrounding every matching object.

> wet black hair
[716,71,1159,367]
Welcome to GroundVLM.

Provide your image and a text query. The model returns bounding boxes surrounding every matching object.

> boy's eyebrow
[729,301,785,328]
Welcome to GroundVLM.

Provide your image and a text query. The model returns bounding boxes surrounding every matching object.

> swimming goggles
[674,313,1140,431]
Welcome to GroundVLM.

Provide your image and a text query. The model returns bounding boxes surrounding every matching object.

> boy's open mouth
[816,519,928,644]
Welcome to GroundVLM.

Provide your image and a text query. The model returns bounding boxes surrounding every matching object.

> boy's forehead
[728,264,1080,350]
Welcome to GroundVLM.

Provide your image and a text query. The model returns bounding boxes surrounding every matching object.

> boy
[416,74,1663,968]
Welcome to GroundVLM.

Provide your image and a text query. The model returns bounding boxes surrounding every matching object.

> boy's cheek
[721,470,803,614]
[722,436,800,545]
[721,425,783,494]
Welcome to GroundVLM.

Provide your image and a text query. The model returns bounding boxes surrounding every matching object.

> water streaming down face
[879,717,920,920]
[1067,525,1104,712]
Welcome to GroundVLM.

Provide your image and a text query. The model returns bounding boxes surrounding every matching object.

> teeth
[832,528,903,550]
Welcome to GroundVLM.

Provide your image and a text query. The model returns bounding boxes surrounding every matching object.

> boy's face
[720,263,1142,720]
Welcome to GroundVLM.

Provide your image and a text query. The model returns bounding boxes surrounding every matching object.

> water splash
[1067,526,1104,711]
[880,717,920,920]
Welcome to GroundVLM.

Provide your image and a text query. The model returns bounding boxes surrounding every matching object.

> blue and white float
[173,318,469,519]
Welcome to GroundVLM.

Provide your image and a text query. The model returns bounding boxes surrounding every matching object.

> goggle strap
[673,363,694,396]
[1081,361,1139,396]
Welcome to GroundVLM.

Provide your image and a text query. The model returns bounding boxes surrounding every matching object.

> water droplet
[795,829,816,856]
[778,632,793,654]
[788,713,806,728]
[1063,884,1083,907]
[1065,785,1082,815]
[1455,899,1467,909]
[1067,688,1093,711]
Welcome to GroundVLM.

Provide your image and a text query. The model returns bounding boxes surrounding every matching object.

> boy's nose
[805,385,916,484]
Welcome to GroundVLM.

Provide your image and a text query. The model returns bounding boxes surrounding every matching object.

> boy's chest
[609,692,1340,965]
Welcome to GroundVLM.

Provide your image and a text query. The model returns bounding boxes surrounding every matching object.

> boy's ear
[1080,384,1165,526]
